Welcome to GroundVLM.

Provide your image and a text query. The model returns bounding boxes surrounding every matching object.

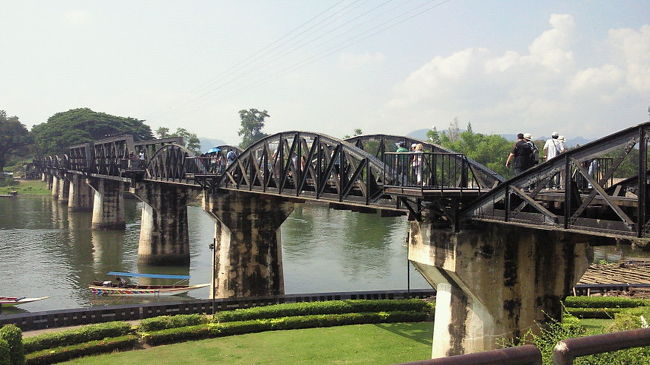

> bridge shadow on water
[372,322,433,346]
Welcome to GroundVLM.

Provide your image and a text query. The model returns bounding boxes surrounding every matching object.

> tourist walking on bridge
[505,133,534,175]
[543,132,564,188]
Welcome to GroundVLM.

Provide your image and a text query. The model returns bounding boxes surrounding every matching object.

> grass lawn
[579,318,613,333]
[61,322,433,365]
[0,179,49,195]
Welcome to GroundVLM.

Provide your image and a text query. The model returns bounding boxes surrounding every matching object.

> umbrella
[207,147,221,154]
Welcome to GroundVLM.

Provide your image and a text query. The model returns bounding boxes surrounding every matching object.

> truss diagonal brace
[572,158,635,228]
[510,186,558,224]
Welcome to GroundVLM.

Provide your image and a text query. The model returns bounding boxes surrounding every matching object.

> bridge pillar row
[68,175,93,211]
[88,178,125,230]
[51,175,60,200]
[203,191,295,298]
[408,219,592,358]
[57,175,70,204]
[132,182,193,265]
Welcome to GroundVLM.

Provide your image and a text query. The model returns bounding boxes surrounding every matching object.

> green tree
[155,127,201,154]
[427,127,441,144]
[238,108,269,149]
[31,108,153,155]
[0,110,32,176]
[155,127,170,139]
[343,129,363,139]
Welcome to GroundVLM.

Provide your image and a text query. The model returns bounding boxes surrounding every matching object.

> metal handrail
[553,328,650,365]
[399,345,541,365]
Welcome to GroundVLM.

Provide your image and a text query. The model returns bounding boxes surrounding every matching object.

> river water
[0,196,430,313]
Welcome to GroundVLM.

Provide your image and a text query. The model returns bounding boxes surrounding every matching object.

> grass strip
[25,335,138,365]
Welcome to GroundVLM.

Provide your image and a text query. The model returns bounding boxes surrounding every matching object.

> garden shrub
[212,299,433,322]
[138,314,207,332]
[608,306,650,332]
[0,325,24,365]
[25,335,138,365]
[564,296,649,308]
[565,307,624,319]
[0,339,10,365]
[23,321,131,353]
[144,311,429,346]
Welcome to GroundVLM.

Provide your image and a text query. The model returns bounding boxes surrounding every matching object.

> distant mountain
[407,129,590,147]
[199,137,228,153]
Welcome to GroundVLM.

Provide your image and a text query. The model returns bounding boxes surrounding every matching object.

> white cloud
[387,14,650,138]
[338,52,385,70]
[64,10,92,26]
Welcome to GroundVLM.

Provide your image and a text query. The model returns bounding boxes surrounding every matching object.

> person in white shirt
[558,136,567,154]
[543,132,562,161]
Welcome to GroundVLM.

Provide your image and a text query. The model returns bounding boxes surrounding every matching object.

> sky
[1,0,649,145]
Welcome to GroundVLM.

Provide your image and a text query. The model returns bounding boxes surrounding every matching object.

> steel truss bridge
[35,121,650,242]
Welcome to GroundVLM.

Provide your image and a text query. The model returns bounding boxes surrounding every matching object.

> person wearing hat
[543,132,563,188]
[505,133,534,175]
[524,133,539,165]
[543,132,562,162]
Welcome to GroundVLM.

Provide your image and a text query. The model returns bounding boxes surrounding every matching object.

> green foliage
[23,321,132,353]
[608,306,650,332]
[0,111,32,174]
[0,339,10,365]
[143,311,429,346]
[238,108,269,149]
[0,325,24,365]
[155,127,201,155]
[564,296,649,308]
[428,120,514,178]
[138,314,207,332]
[0,179,19,187]
[343,129,363,139]
[211,299,433,322]
[566,307,623,319]
[25,335,137,365]
[31,108,153,156]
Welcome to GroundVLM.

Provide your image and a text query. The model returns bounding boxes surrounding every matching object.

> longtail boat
[0,296,48,306]
[89,272,209,296]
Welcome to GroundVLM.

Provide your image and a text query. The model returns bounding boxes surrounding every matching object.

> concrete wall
[409,220,592,358]
[88,179,125,230]
[203,191,295,298]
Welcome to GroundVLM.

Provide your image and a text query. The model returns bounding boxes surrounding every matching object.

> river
[0,195,431,313]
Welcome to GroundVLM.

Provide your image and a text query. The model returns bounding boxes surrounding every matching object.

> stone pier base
[133,183,193,265]
[89,179,125,230]
[409,221,592,358]
[203,191,296,298]
[51,175,60,199]
[57,176,70,204]
[68,175,93,211]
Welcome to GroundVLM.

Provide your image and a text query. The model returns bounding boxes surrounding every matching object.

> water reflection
[1,196,430,312]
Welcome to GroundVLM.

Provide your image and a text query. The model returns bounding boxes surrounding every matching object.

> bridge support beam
[57,175,70,204]
[68,175,93,211]
[51,175,60,199]
[203,191,295,298]
[132,183,193,265]
[89,179,125,230]
[409,220,592,358]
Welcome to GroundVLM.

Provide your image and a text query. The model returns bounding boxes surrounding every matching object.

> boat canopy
[106,272,191,280]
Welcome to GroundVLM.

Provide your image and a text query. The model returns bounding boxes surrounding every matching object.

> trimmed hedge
[565,307,624,319]
[23,321,132,353]
[0,339,10,365]
[25,335,138,365]
[564,296,649,308]
[212,299,434,323]
[138,314,207,332]
[0,325,24,365]
[145,311,428,346]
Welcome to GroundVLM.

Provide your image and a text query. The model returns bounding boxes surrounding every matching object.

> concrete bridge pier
[57,175,70,204]
[408,218,592,358]
[41,172,46,182]
[203,191,296,298]
[46,174,53,190]
[88,178,125,230]
[132,183,194,265]
[68,175,93,211]
[51,175,60,199]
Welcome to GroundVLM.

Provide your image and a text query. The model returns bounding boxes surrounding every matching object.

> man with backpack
[524,133,539,166]
[505,133,534,175]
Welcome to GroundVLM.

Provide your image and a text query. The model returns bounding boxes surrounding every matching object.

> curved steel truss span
[216,131,397,208]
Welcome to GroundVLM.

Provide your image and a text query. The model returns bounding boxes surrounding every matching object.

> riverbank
[0,179,49,195]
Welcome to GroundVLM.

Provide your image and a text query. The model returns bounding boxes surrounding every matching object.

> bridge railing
[462,121,650,239]
[383,152,482,192]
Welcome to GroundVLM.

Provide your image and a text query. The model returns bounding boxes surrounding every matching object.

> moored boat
[0,296,49,306]
[89,272,209,297]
